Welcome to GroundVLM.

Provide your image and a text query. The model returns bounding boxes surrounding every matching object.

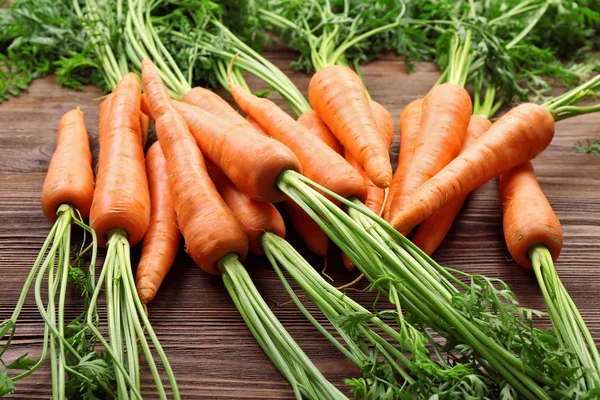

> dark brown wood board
[0,53,599,399]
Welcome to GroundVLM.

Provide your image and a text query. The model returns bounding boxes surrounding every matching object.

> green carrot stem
[531,245,600,390]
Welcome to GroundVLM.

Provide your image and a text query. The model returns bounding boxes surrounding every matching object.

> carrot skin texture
[140,93,152,119]
[142,59,248,274]
[249,114,330,256]
[370,100,395,148]
[499,161,563,269]
[229,81,367,202]
[41,109,94,222]
[136,142,181,303]
[297,110,342,155]
[384,98,423,221]
[283,202,329,257]
[184,87,246,123]
[308,65,392,188]
[388,85,472,228]
[90,73,150,247]
[412,115,492,255]
[174,100,302,204]
[207,163,286,255]
[392,103,555,233]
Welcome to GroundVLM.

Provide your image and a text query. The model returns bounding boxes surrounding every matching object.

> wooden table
[1,54,599,399]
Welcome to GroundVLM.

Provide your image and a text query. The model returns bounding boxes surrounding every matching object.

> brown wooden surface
[0,53,599,399]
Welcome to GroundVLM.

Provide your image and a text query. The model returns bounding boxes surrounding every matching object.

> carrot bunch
[142,59,345,399]
[0,109,114,397]
[208,159,481,397]
[87,73,179,400]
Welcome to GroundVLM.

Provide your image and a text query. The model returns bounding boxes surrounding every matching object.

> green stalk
[219,254,346,400]
[531,245,600,390]
[543,74,600,120]
[275,170,578,399]
[261,232,482,396]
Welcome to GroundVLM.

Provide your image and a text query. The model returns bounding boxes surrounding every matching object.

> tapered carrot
[384,98,423,221]
[90,73,150,248]
[370,100,395,148]
[388,85,472,230]
[229,79,367,202]
[136,142,181,303]
[141,93,152,119]
[412,115,492,255]
[41,109,94,222]
[207,163,285,255]
[142,59,248,274]
[499,161,563,268]
[249,114,330,257]
[297,110,342,155]
[308,65,392,188]
[173,100,302,204]
[391,103,555,233]
[342,101,393,270]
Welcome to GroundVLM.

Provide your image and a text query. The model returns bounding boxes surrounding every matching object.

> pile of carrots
[1,0,600,398]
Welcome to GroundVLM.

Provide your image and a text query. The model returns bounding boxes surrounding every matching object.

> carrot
[229,78,367,202]
[283,201,329,257]
[308,65,392,188]
[297,110,342,154]
[370,100,395,148]
[142,59,248,275]
[173,100,302,203]
[384,98,423,221]
[342,100,393,270]
[500,161,600,389]
[412,115,493,255]
[391,103,555,233]
[90,73,150,248]
[136,142,181,303]
[183,86,246,122]
[207,163,286,255]
[388,85,472,231]
[139,111,151,146]
[249,113,331,257]
[141,92,152,119]
[41,108,94,222]
[499,161,563,268]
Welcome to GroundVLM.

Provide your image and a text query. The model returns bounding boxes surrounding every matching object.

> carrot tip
[137,287,155,304]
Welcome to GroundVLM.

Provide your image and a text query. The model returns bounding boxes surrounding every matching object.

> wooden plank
[0,54,599,399]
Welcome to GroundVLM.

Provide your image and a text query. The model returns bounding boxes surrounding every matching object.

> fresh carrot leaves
[0,355,37,396]
[574,138,600,157]
[0,0,94,101]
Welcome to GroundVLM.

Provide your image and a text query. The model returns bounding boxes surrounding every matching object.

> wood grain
[0,53,599,399]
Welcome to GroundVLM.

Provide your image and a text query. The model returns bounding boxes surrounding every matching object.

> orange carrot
[391,103,555,233]
[141,92,153,120]
[370,100,395,148]
[297,110,342,155]
[90,73,150,248]
[308,65,392,188]
[249,114,330,257]
[140,111,151,147]
[207,163,286,255]
[342,100,393,271]
[41,109,94,222]
[229,79,367,202]
[142,59,248,274]
[412,115,492,255]
[384,98,423,221]
[136,142,181,303]
[283,202,329,257]
[499,161,563,268]
[388,85,472,230]
[173,100,302,203]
